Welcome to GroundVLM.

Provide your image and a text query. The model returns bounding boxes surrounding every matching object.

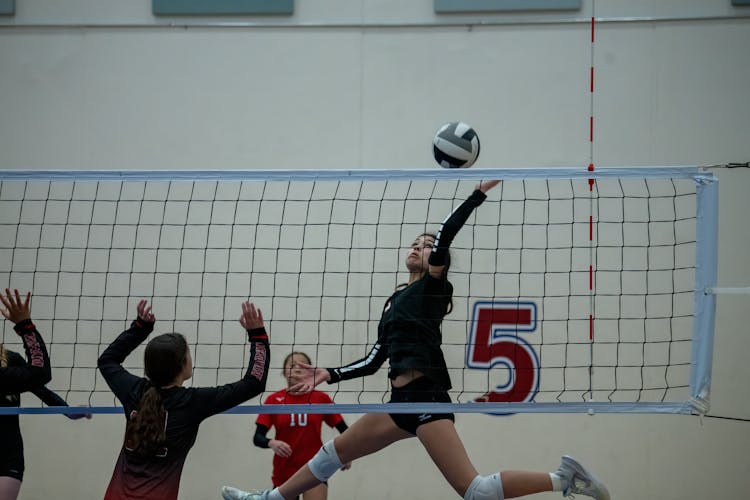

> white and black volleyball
[432,122,480,168]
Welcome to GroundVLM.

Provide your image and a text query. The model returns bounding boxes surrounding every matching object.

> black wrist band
[13,318,35,333]
[247,327,268,342]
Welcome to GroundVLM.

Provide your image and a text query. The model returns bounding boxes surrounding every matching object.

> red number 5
[467,302,539,403]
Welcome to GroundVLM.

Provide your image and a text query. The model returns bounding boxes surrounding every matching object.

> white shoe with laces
[221,485,267,500]
[556,455,610,500]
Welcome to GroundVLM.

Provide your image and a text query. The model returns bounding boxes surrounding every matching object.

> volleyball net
[0,167,718,415]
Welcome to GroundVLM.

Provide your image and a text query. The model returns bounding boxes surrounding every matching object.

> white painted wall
[1,1,749,499]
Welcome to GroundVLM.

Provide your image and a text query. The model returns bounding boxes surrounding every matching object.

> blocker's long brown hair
[124,333,188,457]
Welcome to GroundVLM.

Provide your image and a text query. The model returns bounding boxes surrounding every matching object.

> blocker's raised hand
[0,288,32,325]
[240,301,264,331]
[136,299,155,323]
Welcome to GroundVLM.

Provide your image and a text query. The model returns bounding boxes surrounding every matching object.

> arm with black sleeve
[31,385,67,408]
[97,318,154,406]
[325,339,389,384]
[0,319,52,393]
[429,188,488,267]
[97,318,154,408]
[191,326,270,420]
[30,385,92,420]
[98,299,158,410]
[253,423,272,449]
[334,420,349,433]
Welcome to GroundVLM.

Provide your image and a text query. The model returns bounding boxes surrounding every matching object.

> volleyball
[432,121,480,168]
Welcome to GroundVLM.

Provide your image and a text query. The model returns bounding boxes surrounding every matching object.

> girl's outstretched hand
[0,288,32,325]
[288,361,330,394]
[476,180,501,193]
[240,301,264,331]
[66,406,94,420]
[136,299,155,323]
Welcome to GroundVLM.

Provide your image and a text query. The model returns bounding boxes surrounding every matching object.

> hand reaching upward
[288,361,330,394]
[0,288,32,325]
[476,180,501,193]
[136,299,155,323]
[240,301,264,331]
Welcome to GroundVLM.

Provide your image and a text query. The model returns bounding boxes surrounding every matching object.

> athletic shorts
[0,448,24,481]
[388,377,454,435]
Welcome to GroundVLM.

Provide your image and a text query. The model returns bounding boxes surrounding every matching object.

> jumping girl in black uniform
[222,181,610,500]
[1,289,89,500]
[99,299,270,500]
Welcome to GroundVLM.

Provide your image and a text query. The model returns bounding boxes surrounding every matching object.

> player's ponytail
[0,344,7,368]
[125,386,166,456]
[125,332,188,457]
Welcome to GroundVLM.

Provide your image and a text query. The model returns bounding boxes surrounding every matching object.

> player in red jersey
[254,352,350,500]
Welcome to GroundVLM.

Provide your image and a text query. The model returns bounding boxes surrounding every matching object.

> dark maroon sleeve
[190,328,270,420]
[97,318,154,408]
[0,319,51,393]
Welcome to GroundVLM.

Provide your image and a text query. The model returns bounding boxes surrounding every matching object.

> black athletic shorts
[388,377,454,435]
[0,448,24,481]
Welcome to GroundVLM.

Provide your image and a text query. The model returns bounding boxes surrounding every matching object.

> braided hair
[124,333,188,457]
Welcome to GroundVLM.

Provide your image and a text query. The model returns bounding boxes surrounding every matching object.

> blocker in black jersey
[0,318,52,483]
[1,288,89,499]
[99,300,270,500]
[1,343,89,482]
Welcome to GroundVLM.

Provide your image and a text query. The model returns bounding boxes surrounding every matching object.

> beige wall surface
[2,0,749,499]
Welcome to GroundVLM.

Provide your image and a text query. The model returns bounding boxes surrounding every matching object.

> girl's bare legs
[301,483,327,500]
[498,471,553,498]
[416,419,553,498]
[0,476,22,500]
[277,413,412,499]
[416,419,478,495]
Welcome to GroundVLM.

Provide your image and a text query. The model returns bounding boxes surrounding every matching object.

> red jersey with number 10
[257,389,343,486]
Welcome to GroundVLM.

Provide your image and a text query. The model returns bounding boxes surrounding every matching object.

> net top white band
[0,166,712,182]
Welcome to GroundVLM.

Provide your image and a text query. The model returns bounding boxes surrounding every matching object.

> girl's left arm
[97,316,154,407]
[31,386,92,419]
[428,181,500,278]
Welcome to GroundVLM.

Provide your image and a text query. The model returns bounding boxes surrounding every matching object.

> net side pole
[690,175,719,413]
